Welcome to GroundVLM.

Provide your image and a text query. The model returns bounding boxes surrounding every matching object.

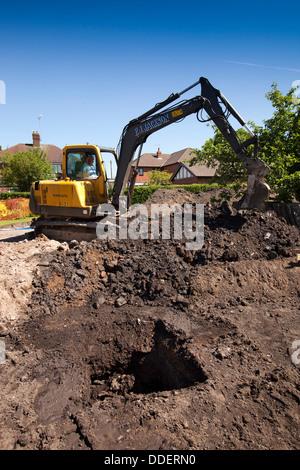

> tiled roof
[184,160,215,177]
[0,143,63,163]
[132,152,171,168]
[164,148,192,166]
[0,144,30,155]
[40,144,63,163]
[132,147,196,169]
[170,159,216,180]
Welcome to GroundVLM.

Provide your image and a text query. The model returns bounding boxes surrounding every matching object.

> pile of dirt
[144,186,240,207]
[0,237,63,326]
[144,187,203,207]
[0,188,299,450]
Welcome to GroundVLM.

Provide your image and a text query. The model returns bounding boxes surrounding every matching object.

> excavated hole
[90,320,208,397]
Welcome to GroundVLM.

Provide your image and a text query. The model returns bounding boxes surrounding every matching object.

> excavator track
[33,209,120,242]
[33,219,100,242]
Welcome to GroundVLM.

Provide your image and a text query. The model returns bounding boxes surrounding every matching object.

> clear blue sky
[1,0,299,175]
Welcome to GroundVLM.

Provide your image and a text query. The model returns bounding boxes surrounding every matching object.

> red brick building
[128,148,171,184]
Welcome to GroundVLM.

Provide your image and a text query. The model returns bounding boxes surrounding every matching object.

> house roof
[39,144,63,163]
[185,161,215,177]
[170,154,216,180]
[132,150,171,168]
[0,144,29,156]
[131,146,215,179]
[132,147,195,169]
[0,143,63,164]
[164,148,193,166]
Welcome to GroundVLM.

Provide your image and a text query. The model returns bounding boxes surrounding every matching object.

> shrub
[1,148,54,191]
[0,198,31,221]
[0,192,30,200]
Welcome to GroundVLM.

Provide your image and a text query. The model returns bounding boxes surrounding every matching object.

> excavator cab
[64,148,100,180]
[30,144,108,219]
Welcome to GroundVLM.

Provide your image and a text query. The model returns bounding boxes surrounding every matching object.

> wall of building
[128,167,153,184]
[162,163,179,174]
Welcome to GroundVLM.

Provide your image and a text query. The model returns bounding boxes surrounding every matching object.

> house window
[139,168,143,176]
[52,164,62,174]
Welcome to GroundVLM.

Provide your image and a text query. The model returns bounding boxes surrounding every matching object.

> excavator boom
[112,77,270,209]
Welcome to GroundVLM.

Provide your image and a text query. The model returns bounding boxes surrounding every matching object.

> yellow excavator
[30,77,270,241]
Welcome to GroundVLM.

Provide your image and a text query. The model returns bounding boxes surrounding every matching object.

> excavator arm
[112,77,270,209]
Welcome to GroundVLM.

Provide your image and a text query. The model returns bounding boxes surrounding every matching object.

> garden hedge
[0,191,30,200]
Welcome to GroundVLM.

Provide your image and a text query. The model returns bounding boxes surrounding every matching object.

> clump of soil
[0,188,299,450]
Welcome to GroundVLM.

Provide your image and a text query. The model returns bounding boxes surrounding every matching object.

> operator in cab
[82,155,97,179]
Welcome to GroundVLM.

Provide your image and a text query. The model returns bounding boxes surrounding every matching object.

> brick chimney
[32,131,40,147]
[157,147,162,159]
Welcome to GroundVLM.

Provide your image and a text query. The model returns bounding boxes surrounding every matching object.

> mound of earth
[144,186,237,208]
[0,188,299,450]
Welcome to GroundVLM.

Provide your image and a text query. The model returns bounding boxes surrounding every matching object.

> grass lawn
[0,216,36,227]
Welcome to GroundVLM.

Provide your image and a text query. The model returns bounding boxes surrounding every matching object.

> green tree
[256,83,300,201]
[1,148,54,191]
[191,83,300,202]
[148,169,171,185]
[190,125,250,190]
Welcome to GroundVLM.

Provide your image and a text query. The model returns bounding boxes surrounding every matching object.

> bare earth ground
[0,188,299,450]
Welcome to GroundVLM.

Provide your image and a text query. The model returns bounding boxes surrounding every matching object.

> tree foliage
[1,148,54,191]
[256,83,300,201]
[148,169,171,186]
[190,125,249,196]
[191,83,300,202]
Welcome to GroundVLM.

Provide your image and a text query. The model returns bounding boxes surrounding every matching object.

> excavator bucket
[238,175,270,210]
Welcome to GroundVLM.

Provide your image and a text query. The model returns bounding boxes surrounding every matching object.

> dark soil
[0,188,299,450]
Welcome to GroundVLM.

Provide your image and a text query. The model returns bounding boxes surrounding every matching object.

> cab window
[66,151,101,180]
